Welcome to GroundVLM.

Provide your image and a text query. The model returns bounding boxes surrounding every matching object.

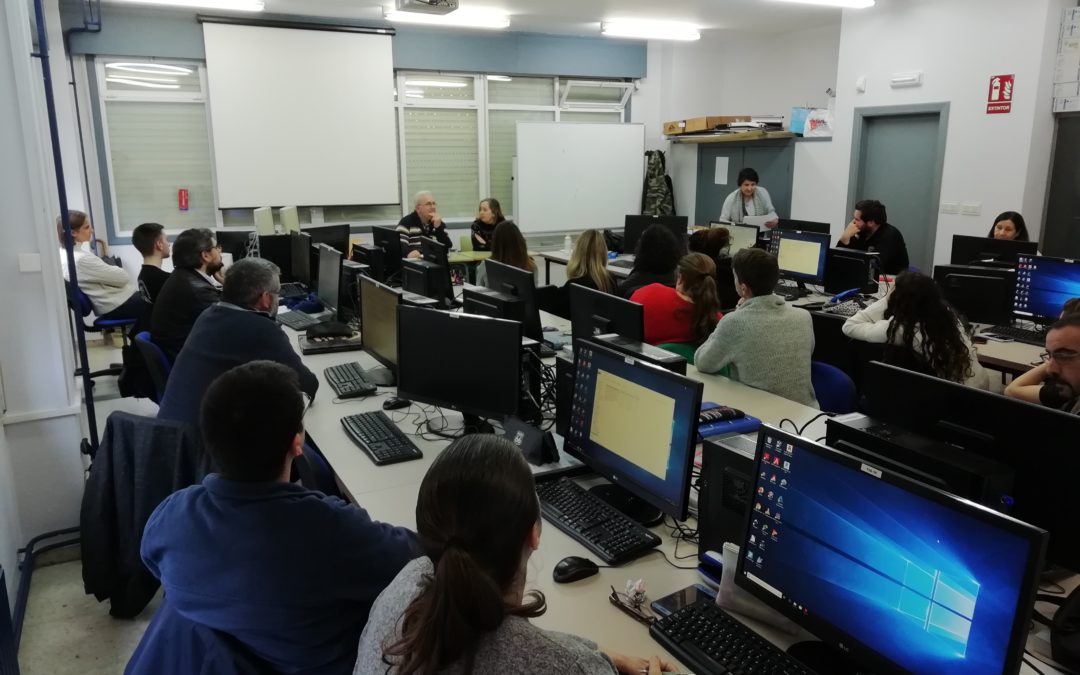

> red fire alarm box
[178,188,189,211]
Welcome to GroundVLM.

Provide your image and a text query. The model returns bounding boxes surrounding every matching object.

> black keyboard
[279,282,308,299]
[987,324,1046,345]
[278,312,322,331]
[340,411,422,466]
[651,599,817,675]
[324,362,378,399]
[536,478,660,565]
[609,258,635,269]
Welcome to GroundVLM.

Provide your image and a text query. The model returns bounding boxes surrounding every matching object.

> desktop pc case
[697,436,757,567]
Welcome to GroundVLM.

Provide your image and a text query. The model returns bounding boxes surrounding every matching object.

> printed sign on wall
[987,74,1015,114]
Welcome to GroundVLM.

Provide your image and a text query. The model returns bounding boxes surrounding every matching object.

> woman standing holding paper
[719,167,779,228]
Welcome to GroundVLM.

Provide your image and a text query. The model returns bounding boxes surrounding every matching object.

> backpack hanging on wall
[641,150,676,216]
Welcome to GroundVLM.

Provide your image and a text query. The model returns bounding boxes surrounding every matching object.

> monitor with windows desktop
[303,224,351,257]
[569,284,643,350]
[950,234,1037,266]
[770,229,829,299]
[483,259,543,342]
[624,215,689,255]
[675,425,1046,675]
[1013,254,1080,323]
[709,221,759,255]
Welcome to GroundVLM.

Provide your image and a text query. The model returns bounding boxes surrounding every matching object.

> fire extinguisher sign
[987,74,1014,114]
[178,188,189,211]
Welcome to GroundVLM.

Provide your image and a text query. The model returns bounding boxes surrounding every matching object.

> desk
[284,315,1059,673]
[975,338,1043,375]
[539,250,632,284]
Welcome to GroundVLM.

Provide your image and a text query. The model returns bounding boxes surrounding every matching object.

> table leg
[545,258,552,285]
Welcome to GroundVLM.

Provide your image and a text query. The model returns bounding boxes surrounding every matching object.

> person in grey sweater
[354,435,673,675]
[694,248,819,408]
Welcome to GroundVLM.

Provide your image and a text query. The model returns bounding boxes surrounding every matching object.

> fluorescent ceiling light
[105,62,193,75]
[107,0,264,10]
[106,77,181,89]
[384,8,510,29]
[405,79,468,88]
[768,0,874,8]
[486,75,512,82]
[601,20,700,41]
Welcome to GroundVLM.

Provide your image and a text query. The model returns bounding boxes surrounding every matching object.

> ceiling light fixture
[107,0,265,11]
[768,0,874,8]
[105,62,193,75]
[601,20,701,41]
[106,77,181,89]
[405,79,468,88]
[384,8,510,29]
[486,75,512,82]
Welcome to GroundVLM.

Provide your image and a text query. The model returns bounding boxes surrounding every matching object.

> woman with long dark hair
[842,272,988,388]
[470,198,506,251]
[631,253,722,345]
[986,211,1030,242]
[689,227,740,309]
[476,221,536,287]
[619,224,682,299]
[354,435,672,675]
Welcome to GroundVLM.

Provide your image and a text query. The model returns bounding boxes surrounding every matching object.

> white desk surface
[974,337,1043,374]
[540,250,632,279]
[284,309,1061,674]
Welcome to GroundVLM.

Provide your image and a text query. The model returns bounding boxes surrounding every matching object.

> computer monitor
[710,221,758,254]
[565,339,704,522]
[371,225,405,282]
[771,229,829,297]
[932,264,1016,325]
[216,230,255,262]
[861,361,1080,572]
[289,232,311,285]
[1013,254,1080,323]
[462,286,525,325]
[396,305,521,419]
[824,247,880,295]
[950,234,1037,266]
[569,283,644,349]
[302,224,351,256]
[359,275,401,372]
[624,215,689,255]
[483,259,542,341]
[257,234,291,275]
[253,207,275,236]
[316,244,341,315]
[402,260,451,308]
[420,236,454,306]
[735,425,1046,675]
[776,218,831,235]
[279,206,300,234]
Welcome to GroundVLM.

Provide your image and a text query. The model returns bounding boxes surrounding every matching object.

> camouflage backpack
[641,150,676,216]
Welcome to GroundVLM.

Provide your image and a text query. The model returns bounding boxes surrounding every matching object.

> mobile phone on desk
[650,584,716,618]
[978,332,1014,343]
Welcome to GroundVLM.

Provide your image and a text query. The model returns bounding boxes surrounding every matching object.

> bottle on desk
[564,234,573,251]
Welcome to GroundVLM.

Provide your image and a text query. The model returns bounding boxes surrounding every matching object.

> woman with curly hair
[619,223,682,299]
[842,272,989,388]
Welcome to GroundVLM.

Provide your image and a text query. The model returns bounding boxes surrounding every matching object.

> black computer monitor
[932,264,1016,325]
[1013,254,1080,323]
[565,339,704,523]
[289,232,311,285]
[483,259,542,341]
[710,221,759,254]
[771,229,829,297]
[316,244,341,315]
[861,361,1080,572]
[624,215,689,255]
[371,226,404,282]
[824,248,879,295]
[257,234,291,275]
[358,275,401,373]
[396,305,521,419]
[302,224,351,256]
[950,234,1038,266]
[776,218,831,235]
[462,286,525,324]
[734,425,1046,675]
[569,284,644,348]
[420,236,454,306]
[216,229,255,261]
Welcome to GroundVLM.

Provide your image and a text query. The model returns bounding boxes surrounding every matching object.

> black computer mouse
[382,397,411,411]
[553,556,599,584]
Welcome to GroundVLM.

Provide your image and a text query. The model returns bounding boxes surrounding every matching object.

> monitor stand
[588,484,663,527]
[786,641,863,675]
[364,366,395,387]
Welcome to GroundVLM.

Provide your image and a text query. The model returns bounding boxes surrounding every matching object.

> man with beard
[150,227,224,359]
[158,257,318,434]
[1006,312,1080,415]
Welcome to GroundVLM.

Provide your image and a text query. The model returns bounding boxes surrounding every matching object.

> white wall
[791,0,1075,264]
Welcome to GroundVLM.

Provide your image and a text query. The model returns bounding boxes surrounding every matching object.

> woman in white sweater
[842,272,989,389]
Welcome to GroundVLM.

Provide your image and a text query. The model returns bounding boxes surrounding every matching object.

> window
[402,107,480,219]
[897,562,979,654]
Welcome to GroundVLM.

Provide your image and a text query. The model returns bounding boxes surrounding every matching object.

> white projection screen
[202,22,398,208]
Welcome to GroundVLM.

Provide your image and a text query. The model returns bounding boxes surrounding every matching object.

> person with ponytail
[630,253,723,345]
[355,435,674,675]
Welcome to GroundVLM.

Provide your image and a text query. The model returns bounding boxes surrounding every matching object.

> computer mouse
[382,397,411,411]
[553,556,600,584]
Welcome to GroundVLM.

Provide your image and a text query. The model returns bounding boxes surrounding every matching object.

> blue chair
[133,332,172,404]
[65,280,137,346]
[296,441,343,499]
[811,361,857,414]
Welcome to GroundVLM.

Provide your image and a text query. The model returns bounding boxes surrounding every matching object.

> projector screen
[202,22,399,208]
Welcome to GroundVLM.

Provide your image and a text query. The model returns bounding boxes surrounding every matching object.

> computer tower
[402,259,451,308]
[591,333,687,375]
[519,337,542,425]
[462,286,525,325]
[338,260,366,322]
[555,350,574,437]
[353,243,386,282]
[697,436,757,559]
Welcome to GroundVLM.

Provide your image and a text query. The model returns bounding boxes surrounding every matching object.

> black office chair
[536,284,569,319]
[295,441,343,499]
[133,332,172,404]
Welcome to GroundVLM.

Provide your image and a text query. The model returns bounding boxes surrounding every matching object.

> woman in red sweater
[630,253,722,345]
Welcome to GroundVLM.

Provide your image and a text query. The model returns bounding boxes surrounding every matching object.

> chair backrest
[811,360,857,414]
[133,332,172,403]
[295,442,342,499]
[64,279,93,317]
[458,233,473,252]
[535,284,569,319]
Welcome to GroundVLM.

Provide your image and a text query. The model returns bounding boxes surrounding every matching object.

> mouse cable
[797,412,832,436]
[644,547,699,571]
[778,418,799,433]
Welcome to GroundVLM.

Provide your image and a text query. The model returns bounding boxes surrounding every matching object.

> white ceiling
[258,0,843,38]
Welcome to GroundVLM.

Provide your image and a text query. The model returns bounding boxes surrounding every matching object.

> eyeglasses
[1040,349,1080,364]
[300,391,313,418]
[609,585,654,626]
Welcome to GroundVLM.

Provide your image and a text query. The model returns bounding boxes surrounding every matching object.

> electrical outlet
[960,202,982,216]
[940,202,960,214]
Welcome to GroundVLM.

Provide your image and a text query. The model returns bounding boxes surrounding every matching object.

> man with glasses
[151,227,224,359]
[396,190,453,258]
[158,257,318,435]
[1005,313,1080,414]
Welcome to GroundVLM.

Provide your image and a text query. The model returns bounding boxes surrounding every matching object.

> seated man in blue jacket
[157,256,318,435]
[127,361,416,674]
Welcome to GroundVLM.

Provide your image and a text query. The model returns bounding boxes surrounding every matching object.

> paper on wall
[714,157,730,185]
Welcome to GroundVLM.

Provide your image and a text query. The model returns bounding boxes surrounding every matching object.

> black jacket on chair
[150,268,221,359]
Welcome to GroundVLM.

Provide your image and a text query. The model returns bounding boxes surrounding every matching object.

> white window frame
[559,79,634,110]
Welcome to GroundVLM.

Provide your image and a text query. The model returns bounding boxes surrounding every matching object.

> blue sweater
[158,302,319,432]
[136,474,416,674]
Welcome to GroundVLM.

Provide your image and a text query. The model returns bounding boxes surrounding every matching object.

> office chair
[536,284,570,319]
[133,332,172,403]
[458,234,473,252]
[811,361,857,414]
[657,342,698,365]
[295,441,343,499]
[64,280,136,379]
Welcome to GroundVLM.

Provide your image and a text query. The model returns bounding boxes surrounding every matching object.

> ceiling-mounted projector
[394,0,458,14]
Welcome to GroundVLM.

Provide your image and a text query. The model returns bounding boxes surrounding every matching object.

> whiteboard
[515,123,645,234]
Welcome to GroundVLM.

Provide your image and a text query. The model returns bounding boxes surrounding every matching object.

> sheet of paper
[744,215,772,227]
[714,157,729,185]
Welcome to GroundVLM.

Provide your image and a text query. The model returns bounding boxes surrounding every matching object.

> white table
[539,250,633,284]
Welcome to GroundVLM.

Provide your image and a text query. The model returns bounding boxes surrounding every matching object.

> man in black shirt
[151,228,223,359]
[836,199,910,275]
[395,190,453,258]
[133,222,171,303]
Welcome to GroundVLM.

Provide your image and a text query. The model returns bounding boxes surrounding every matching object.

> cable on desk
[797,412,831,436]
[778,418,799,433]
[644,547,699,571]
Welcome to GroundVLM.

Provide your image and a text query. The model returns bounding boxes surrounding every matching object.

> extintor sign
[987,74,1014,114]
[178,188,189,211]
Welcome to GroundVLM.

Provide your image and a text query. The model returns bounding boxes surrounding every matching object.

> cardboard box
[663,116,751,135]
